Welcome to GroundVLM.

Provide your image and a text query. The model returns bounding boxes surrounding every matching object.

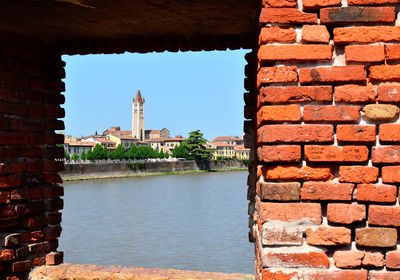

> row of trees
[65,130,212,162]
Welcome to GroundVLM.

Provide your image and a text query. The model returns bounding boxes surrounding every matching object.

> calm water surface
[59,171,253,274]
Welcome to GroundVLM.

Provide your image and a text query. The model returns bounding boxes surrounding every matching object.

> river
[59,171,254,274]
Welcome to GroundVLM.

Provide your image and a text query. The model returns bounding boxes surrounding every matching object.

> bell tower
[132,88,145,140]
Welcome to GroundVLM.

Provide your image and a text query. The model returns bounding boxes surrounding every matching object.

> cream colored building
[132,89,145,141]
[144,136,185,155]
[234,145,250,160]
[107,133,137,150]
[208,141,235,159]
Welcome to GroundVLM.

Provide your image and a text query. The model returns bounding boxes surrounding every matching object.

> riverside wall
[61,160,247,180]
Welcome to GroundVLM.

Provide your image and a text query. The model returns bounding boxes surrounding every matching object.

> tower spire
[134,88,144,103]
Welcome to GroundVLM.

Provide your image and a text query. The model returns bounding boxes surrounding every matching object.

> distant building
[105,127,138,150]
[208,141,235,159]
[143,136,185,155]
[213,136,244,146]
[145,127,170,140]
[64,140,95,156]
[234,145,250,160]
[132,88,145,141]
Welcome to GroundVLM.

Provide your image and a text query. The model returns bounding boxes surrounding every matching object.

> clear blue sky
[62,50,248,140]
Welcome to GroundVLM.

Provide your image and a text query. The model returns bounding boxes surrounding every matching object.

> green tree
[158,150,165,159]
[71,153,79,161]
[172,144,189,159]
[125,144,137,160]
[81,151,86,161]
[86,149,94,161]
[110,144,126,160]
[184,130,212,161]
[64,149,70,160]
[92,144,108,160]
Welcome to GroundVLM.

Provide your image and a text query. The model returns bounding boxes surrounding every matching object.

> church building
[132,88,145,141]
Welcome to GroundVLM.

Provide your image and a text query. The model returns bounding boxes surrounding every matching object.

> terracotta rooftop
[134,88,144,104]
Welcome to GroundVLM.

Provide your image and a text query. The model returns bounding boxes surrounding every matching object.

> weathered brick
[303,105,360,122]
[386,44,400,61]
[370,65,400,82]
[301,181,354,200]
[309,270,368,280]
[380,124,400,143]
[260,202,322,224]
[257,145,301,162]
[259,86,332,105]
[349,0,400,4]
[262,165,334,181]
[369,271,400,280]
[334,26,400,44]
[262,252,329,268]
[262,0,297,7]
[362,252,384,267]
[335,85,376,103]
[363,104,399,122]
[382,166,400,183]
[262,223,303,245]
[257,105,301,125]
[257,124,334,144]
[356,227,397,247]
[336,125,376,143]
[345,45,385,63]
[377,83,400,102]
[12,260,31,272]
[258,45,333,62]
[333,250,364,268]
[0,249,15,261]
[0,191,10,203]
[386,251,400,269]
[306,227,351,246]
[259,8,318,24]
[357,184,397,203]
[260,182,300,201]
[327,203,366,224]
[321,7,395,24]
[257,66,298,86]
[305,145,368,162]
[259,27,297,43]
[303,0,341,10]
[302,25,330,43]
[300,66,366,84]
[372,146,400,164]
[369,206,400,227]
[339,166,378,183]
[0,176,21,188]
[262,270,298,280]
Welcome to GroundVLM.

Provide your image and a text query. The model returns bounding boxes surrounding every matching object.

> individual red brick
[302,25,330,43]
[301,181,354,200]
[377,83,400,102]
[309,270,368,280]
[334,26,400,44]
[258,45,333,62]
[357,184,397,203]
[386,250,400,269]
[0,176,21,188]
[327,203,366,224]
[257,105,301,125]
[335,85,376,103]
[262,270,298,280]
[369,206,400,227]
[0,162,27,174]
[321,7,395,24]
[370,65,400,82]
[333,250,364,268]
[337,125,376,143]
[386,44,400,61]
[12,260,31,273]
[305,145,368,162]
[300,66,366,84]
[356,227,397,247]
[345,45,385,63]
[263,252,329,268]
[259,27,297,43]
[259,8,318,24]
[257,124,334,144]
[303,105,360,122]
[263,165,334,181]
[382,166,400,183]
[260,202,322,224]
[306,227,351,245]
[257,66,298,86]
[349,0,400,5]
[303,0,341,10]
[369,271,400,280]
[0,249,14,261]
[0,191,10,204]
[32,256,45,267]
[262,223,303,245]
[46,252,63,266]
[339,166,378,183]
[257,145,301,162]
[258,86,333,105]
[260,182,301,201]
[380,124,400,143]
[372,146,400,164]
[362,252,384,267]
[262,0,297,7]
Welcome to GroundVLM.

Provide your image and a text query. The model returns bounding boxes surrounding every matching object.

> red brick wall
[253,1,400,279]
[0,34,64,279]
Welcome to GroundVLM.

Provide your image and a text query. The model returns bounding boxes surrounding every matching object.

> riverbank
[61,160,247,182]
[30,264,254,280]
